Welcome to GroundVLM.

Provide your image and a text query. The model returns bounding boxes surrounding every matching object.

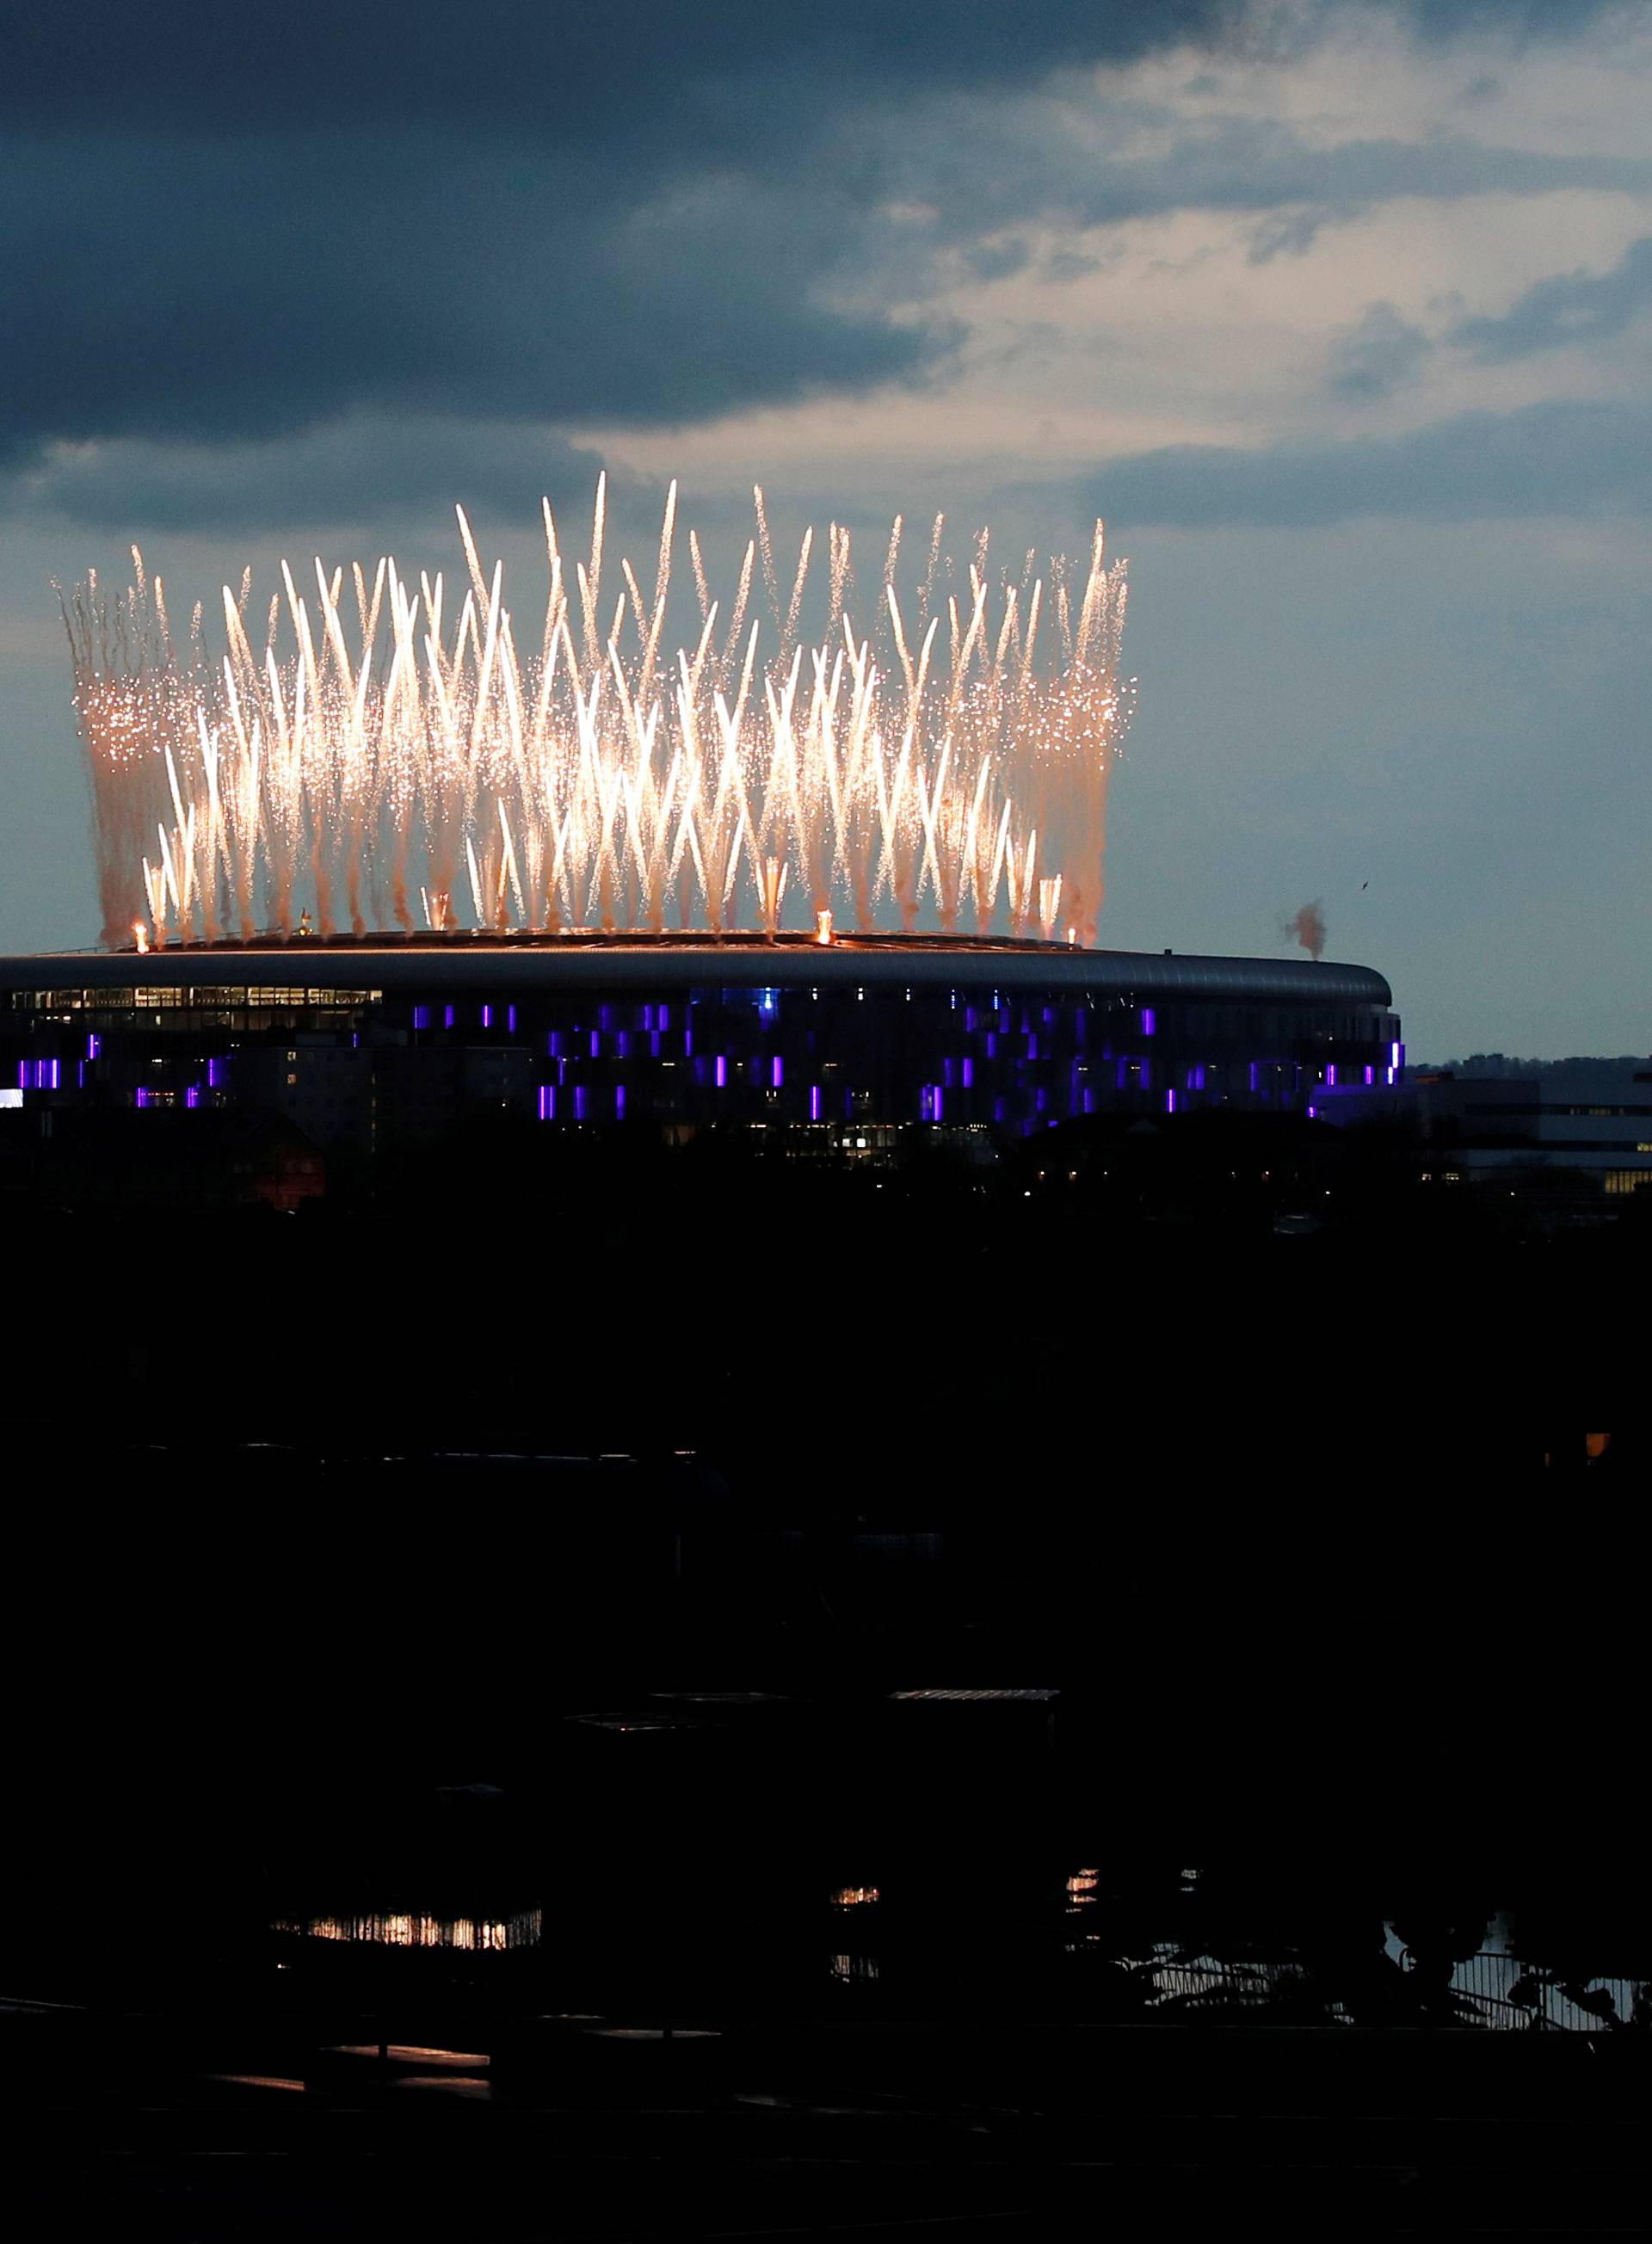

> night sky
[3,1,1649,1057]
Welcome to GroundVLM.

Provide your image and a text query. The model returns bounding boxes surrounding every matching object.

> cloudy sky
[3,0,1649,1056]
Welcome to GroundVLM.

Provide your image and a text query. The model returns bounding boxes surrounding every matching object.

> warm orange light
[133,919,150,954]
[1585,1433,1611,1459]
[816,908,834,946]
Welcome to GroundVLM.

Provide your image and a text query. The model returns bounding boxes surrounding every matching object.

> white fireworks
[61,479,1131,949]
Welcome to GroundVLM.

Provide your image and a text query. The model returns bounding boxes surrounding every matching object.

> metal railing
[1122,1945,1649,2031]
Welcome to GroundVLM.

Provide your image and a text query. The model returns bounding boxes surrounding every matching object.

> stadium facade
[0,936,1401,1168]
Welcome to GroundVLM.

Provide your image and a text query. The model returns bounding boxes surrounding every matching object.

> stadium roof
[0,936,1392,1008]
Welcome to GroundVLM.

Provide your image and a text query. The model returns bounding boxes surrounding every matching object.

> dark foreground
[4,2000,1645,2238]
[2,1168,1645,2236]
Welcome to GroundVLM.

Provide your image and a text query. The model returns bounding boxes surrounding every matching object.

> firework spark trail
[60,484,1132,950]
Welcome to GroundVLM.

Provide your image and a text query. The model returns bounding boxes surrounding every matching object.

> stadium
[0,933,1401,1171]
[25,490,1400,1177]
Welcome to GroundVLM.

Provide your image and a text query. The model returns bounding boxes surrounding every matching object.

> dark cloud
[1328,302,1434,397]
[0,3,1245,138]
[0,133,955,459]
[1,0,1617,145]
[0,0,1641,519]
[1074,399,1652,527]
[0,7,1249,476]
[1,417,618,534]
[1452,236,1652,361]
[889,107,1651,243]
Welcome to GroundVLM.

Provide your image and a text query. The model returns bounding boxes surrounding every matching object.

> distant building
[1421,1063,1652,1196]
[1313,1059,1652,1197]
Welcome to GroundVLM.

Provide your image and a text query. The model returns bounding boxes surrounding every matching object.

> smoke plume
[1285,901,1326,962]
